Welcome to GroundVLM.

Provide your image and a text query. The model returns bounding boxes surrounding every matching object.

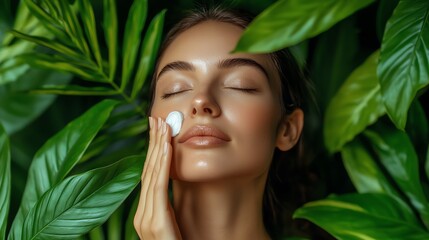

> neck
[172,175,271,240]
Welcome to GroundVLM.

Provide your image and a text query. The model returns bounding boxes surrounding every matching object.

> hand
[134,117,182,240]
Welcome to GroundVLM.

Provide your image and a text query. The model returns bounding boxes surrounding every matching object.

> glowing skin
[134,20,304,240]
[153,21,284,182]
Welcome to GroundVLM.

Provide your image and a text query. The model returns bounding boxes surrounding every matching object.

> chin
[170,159,230,182]
[170,146,272,183]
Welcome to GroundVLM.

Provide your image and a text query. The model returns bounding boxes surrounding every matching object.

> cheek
[223,98,281,171]
[224,98,280,143]
[150,99,175,118]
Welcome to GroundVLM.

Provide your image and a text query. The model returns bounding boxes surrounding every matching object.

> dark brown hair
[147,6,314,238]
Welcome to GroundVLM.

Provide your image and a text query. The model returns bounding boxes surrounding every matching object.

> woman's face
[151,21,284,182]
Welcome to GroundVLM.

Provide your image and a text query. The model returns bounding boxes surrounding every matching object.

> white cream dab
[166,111,184,137]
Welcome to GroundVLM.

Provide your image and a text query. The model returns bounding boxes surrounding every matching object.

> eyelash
[161,91,184,99]
[161,88,257,99]
[227,87,258,93]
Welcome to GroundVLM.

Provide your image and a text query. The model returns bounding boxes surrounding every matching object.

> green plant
[234,0,429,239]
[0,0,165,239]
[1,0,428,239]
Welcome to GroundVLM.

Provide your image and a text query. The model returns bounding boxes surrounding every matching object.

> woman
[134,7,312,240]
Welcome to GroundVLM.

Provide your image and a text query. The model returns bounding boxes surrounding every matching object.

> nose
[190,91,221,118]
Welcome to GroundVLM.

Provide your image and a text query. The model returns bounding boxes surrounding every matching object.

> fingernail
[148,117,152,129]
[157,117,161,130]
[163,142,168,154]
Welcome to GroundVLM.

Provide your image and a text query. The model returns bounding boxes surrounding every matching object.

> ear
[276,109,304,151]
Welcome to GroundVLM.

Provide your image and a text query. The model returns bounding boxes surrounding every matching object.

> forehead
[157,21,276,77]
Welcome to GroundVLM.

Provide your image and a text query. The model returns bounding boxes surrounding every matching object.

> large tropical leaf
[8,99,118,239]
[377,0,429,130]
[131,9,166,99]
[324,51,385,153]
[120,0,148,90]
[0,123,11,239]
[0,69,71,134]
[364,127,429,228]
[341,137,399,197]
[234,0,374,53]
[21,155,142,239]
[294,193,428,239]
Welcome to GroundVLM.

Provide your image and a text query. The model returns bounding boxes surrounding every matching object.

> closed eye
[161,90,190,99]
[226,87,258,93]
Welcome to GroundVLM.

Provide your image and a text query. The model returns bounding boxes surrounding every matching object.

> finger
[148,121,174,237]
[142,118,165,225]
[136,117,162,237]
[135,117,156,238]
[153,139,172,216]
[142,116,158,178]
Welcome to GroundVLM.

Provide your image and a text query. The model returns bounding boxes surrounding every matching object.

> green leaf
[121,0,148,90]
[19,53,105,82]
[1,7,51,85]
[79,0,102,66]
[30,85,119,96]
[377,0,429,130]
[103,0,118,81]
[107,205,123,239]
[294,193,428,239]
[341,137,399,197]
[22,0,71,45]
[0,123,11,239]
[21,155,142,239]
[324,51,385,153]
[58,0,90,56]
[75,138,146,175]
[131,9,166,99]
[0,59,29,85]
[364,126,429,228]
[10,30,83,60]
[234,0,375,53]
[8,99,118,239]
[125,194,140,240]
[89,226,105,240]
[0,69,71,134]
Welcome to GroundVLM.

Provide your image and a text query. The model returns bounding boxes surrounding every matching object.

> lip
[178,125,231,147]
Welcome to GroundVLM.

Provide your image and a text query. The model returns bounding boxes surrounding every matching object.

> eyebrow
[157,58,270,80]
[218,58,269,79]
[157,61,195,79]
